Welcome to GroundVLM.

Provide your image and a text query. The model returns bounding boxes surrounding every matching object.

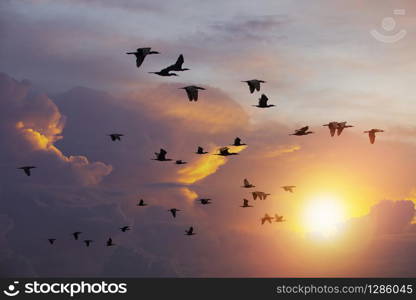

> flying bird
[185,226,195,235]
[18,166,36,176]
[72,232,82,240]
[252,191,270,200]
[240,199,253,208]
[253,94,275,108]
[281,186,296,193]
[242,178,255,188]
[232,137,246,146]
[336,122,354,136]
[106,238,115,247]
[148,67,178,77]
[48,238,56,245]
[261,214,274,225]
[175,160,187,165]
[84,240,93,247]
[216,147,238,156]
[169,208,180,218]
[108,133,123,141]
[180,86,205,102]
[167,54,189,72]
[274,214,285,222]
[364,129,384,144]
[153,149,172,161]
[120,226,131,232]
[242,79,265,93]
[323,122,338,137]
[196,146,208,154]
[126,47,159,68]
[137,199,148,206]
[290,126,314,136]
[198,198,212,205]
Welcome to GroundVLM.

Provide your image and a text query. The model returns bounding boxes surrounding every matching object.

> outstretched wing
[248,81,255,93]
[174,54,184,69]
[259,94,268,106]
[254,80,261,91]
[329,125,336,137]
[185,88,193,101]
[369,132,376,144]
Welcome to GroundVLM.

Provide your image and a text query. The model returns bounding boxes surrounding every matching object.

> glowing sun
[302,195,346,237]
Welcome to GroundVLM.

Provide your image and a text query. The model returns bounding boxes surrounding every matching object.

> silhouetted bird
[185,226,195,235]
[180,86,205,101]
[323,122,338,137]
[72,232,82,240]
[254,94,275,108]
[364,129,384,144]
[216,147,238,156]
[108,133,123,141]
[106,238,115,247]
[252,191,270,200]
[137,199,147,206]
[242,79,265,93]
[281,186,296,193]
[199,198,212,205]
[153,148,172,161]
[232,137,246,146]
[48,238,56,245]
[18,166,36,176]
[196,146,208,154]
[261,214,274,225]
[84,240,93,247]
[290,126,314,136]
[148,67,178,77]
[120,226,131,232]
[274,214,285,222]
[168,54,189,72]
[175,160,187,165]
[169,208,180,218]
[242,178,255,188]
[336,122,353,136]
[240,199,253,208]
[126,47,159,68]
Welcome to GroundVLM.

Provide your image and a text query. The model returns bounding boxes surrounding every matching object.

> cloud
[0,73,112,186]
[177,145,247,184]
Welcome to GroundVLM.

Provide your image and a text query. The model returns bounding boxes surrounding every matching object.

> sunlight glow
[302,195,346,237]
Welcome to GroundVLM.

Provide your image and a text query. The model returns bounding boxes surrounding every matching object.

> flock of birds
[17,47,385,247]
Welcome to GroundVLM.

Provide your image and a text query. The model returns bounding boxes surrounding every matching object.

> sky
[0,0,415,277]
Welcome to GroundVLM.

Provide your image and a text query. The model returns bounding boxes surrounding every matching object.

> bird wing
[193,89,198,101]
[185,88,193,101]
[369,132,376,144]
[244,179,249,186]
[173,54,184,70]
[329,125,336,137]
[298,126,309,133]
[243,199,248,206]
[252,192,258,200]
[259,94,268,106]
[248,81,255,93]
[254,80,261,91]
[135,54,146,68]
[23,168,31,176]
[336,126,344,136]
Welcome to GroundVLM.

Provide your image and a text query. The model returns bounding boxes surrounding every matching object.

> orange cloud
[263,145,300,158]
[177,145,247,184]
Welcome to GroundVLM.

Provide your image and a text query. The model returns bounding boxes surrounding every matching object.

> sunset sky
[0,0,415,277]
